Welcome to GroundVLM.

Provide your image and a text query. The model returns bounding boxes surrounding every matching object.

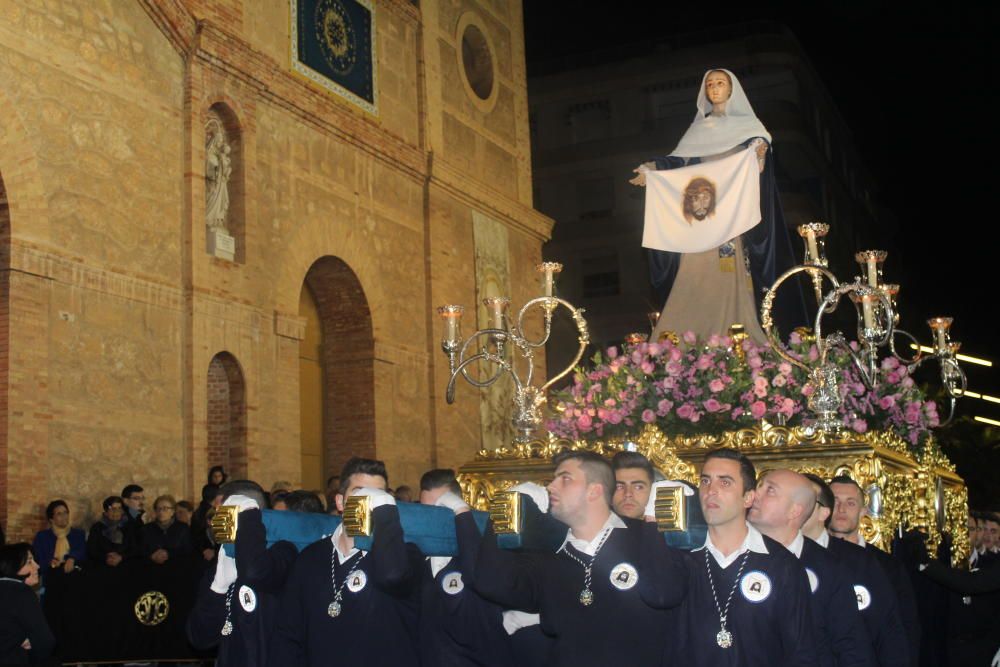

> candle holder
[761,225,966,431]
[625,332,648,346]
[647,311,661,335]
[437,262,590,442]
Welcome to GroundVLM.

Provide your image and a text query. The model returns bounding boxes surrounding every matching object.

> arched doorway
[298,257,374,491]
[206,352,247,479]
[0,173,9,530]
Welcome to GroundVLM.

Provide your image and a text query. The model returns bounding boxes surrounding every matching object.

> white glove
[502,610,540,635]
[434,491,470,514]
[643,480,695,519]
[224,494,260,512]
[353,487,396,510]
[510,482,549,514]
[210,549,238,594]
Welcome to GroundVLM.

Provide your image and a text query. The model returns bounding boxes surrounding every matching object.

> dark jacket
[141,520,194,560]
[31,528,86,576]
[0,579,55,665]
[87,518,138,563]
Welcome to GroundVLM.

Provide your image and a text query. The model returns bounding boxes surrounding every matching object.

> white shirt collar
[559,512,626,557]
[697,521,769,568]
[812,529,831,548]
[330,524,364,562]
[429,556,452,578]
[856,533,867,548]
[787,531,805,558]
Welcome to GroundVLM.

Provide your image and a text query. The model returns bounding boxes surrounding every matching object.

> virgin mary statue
[632,69,806,343]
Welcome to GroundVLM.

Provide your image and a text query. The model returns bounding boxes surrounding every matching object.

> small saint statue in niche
[630,68,805,343]
[205,115,232,231]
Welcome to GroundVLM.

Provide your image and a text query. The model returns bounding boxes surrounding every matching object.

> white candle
[543,270,554,297]
[936,327,948,351]
[806,229,819,263]
[862,296,875,329]
[490,301,505,330]
[866,259,878,287]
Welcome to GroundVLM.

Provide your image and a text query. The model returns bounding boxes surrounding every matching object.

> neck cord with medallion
[705,547,750,648]
[557,526,613,606]
[220,583,236,635]
[328,544,367,618]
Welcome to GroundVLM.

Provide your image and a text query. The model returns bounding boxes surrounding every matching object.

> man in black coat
[269,457,423,667]
[473,450,688,667]
[187,480,297,667]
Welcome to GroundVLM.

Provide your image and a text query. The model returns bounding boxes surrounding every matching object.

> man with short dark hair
[473,450,688,666]
[749,470,872,667]
[673,448,816,666]
[120,484,145,538]
[270,457,422,666]
[803,473,911,667]
[417,468,514,666]
[611,451,654,520]
[188,480,297,667]
[981,513,1000,569]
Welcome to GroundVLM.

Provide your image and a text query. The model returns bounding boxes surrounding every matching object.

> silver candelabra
[437,262,590,442]
[761,223,966,432]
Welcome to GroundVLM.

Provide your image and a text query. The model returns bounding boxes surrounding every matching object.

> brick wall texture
[0,0,552,540]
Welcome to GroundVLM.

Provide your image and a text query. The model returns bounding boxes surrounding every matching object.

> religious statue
[205,115,232,231]
[631,69,805,343]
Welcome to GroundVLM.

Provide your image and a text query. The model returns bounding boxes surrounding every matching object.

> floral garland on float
[546,330,940,455]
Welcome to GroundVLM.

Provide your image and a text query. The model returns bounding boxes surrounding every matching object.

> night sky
[524,1,1000,416]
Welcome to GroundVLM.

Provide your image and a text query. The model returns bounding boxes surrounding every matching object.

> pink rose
[683,331,697,345]
[606,346,618,359]
[753,376,769,398]
[731,407,745,419]
[677,403,695,420]
[641,361,655,375]
[669,347,683,362]
[641,409,656,424]
[851,419,868,433]
[607,411,624,425]
[709,379,725,393]
[696,355,713,370]
[750,401,767,419]
[878,395,896,410]
[707,334,722,348]
[703,398,723,413]
[772,374,787,388]
[577,414,593,431]
[748,355,763,370]
[657,399,674,416]
[779,362,793,376]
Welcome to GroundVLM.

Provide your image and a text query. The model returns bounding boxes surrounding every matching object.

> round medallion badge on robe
[441,572,464,595]
[805,568,819,593]
[346,571,368,593]
[238,585,257,612]
[853,584,871,610]
[610,562,639,590]
[739,570,772,603]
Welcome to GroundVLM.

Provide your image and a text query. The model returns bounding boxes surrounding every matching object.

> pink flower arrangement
[546,332,941,453]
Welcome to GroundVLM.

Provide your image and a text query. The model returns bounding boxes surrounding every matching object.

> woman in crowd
[0,543,56,665]
[208,465,228,487]
[32,500,86,581]
[141,495,193,565]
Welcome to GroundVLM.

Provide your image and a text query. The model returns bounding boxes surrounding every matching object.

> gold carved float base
[458,424,968,564]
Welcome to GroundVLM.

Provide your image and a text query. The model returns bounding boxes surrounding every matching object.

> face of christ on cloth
[682,177,717,223]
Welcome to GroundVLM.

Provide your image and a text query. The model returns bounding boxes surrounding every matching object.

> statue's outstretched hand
[629,162,655,187]
[751,139,768,172]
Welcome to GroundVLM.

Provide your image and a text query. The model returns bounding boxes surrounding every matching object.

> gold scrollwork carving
[134,590,170,626]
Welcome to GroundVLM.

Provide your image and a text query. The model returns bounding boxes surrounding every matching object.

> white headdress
[669,69,771,158]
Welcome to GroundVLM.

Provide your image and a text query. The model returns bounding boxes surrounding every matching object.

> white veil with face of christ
[669,69,772,158]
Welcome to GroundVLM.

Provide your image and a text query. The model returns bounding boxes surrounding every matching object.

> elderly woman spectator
[32,500,86,580]
[141,495,193,565]
[0,543,56,665]
[87,496,136,567]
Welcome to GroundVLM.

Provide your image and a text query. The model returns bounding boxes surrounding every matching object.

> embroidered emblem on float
[854,584,871,610]
[739,571,772,603]
[441,572,464,595]
[134,590,170,626]
[610,562,639,590]
[805,568,819,593]
[347,571,368,593]
[239,585,257,612]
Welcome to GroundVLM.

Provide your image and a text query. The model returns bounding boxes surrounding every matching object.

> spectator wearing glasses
[142,495,193,565]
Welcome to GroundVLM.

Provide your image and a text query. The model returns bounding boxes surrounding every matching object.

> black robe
[186,508,297,667]
[799,538,874,667]
[823,536,911,667]
[473,516,687,667]
[673,534,816,667]
[418,511,514,666]
[269,505,423,667]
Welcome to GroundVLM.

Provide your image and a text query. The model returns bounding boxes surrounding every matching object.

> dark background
[524,1,1000,507]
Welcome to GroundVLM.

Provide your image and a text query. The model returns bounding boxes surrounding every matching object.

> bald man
[749,470,873,667]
